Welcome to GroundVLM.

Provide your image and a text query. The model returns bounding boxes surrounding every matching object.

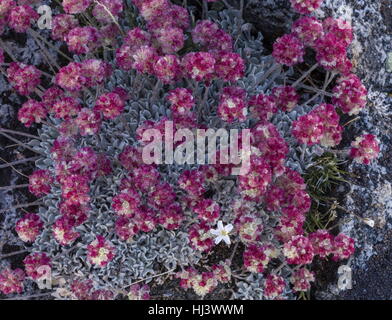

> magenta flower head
[92,0,123,24]
[289,0,323,15]
[87,236,116,267]
[158,203,184,230]
[194,199,220,224]
[290,268,315,292]
[112,190,141,217]
[167,88,195,116]
[239,155,272,201]
[218,86,248,123]
[51,96,82,120]
[132,45,158,74]
[153,26,185,54]
[0,0,16,22]
[315,32,347,71]
[214,52,245,82]
[272,34,305,67]
[182,52,216,82]
[76,108,102,136]
[66,26,101,54]
[128,284,150,300]
[292,112,324,146]
[94,91,126,119]
[51,14,79,41]
[332,74,367,115]
[332,233,355,261]
[271,86,299,112]
[23,252,51,280]
[15,213,43,242]
[309,229,334,258]
[264,274,286,300]
[53,216,80,246]
[323,17,353,48]
[8,5,38,32]
[188,222,214,253]
[243,244,278,273]
[18,99,47,127]
[154,55,181,84]
[0,267,25,295]
[349,134,380,165]
[81,59,112,87]
[291,16,324,48]
[29,169,53,196]
[7,62,41,96]
[55,62,86,92]
[124,28,151,50]
[62,0,91,14]
[249,94,277,122]
[283,235,314,265]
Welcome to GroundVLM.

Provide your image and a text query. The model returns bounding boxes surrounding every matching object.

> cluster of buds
[251,122,288,176]
[193,199,220,225]
[188,222,214,252]
[243,244,279,273]
[92,0,123,24]
[218,86,248,123]
[238,155,272,201]
[176,263,230,297]
[283,235,315,265]
[0,267,25,295]
[51,14,79,41]
[167,88,195,119]
[290,268,315,292]
[263,274,286,300]
[332,74,368,115]
[28,169,53,196]
[70,279,114,300]
[8,4,38,33]
[291,17,324,48]
[94,90,126,119]
[17,99,47,127]
[23,252,51,280]
[272,34,305,67]
[192,20,232,52]
[128,284,150,300]
[178,168,207,198]
[289,0,323,15]
[15,213,43,242]
[62,0,91,14]
[271,86,299,112]
[7,62,41,96]
[293,103,343,147]
[87,236,116,267]
[349,134,380,165]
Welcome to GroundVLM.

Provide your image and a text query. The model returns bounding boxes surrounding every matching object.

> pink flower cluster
[0,267,25,295]
[23,252,51,280]
[289,0,323,15]
[243,244,279,273]
[128,284,150,300]
[70,279,114,300]
[349,134,380,165]
[176,262,231,297]
[15,213,43,242]
[332,74,368,115]
[7,62,41,96]
[292,103,342,147]
[218,86,248,123]
[87,235,116,267]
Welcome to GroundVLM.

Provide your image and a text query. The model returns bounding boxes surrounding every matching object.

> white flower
[363,218,375,228]
[210,221,233,245]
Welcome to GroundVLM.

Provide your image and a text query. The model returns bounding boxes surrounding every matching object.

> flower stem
[292,63,319,88]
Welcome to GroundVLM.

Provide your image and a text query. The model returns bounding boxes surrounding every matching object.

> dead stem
[0,200,44,214]
[0,131,45,155]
